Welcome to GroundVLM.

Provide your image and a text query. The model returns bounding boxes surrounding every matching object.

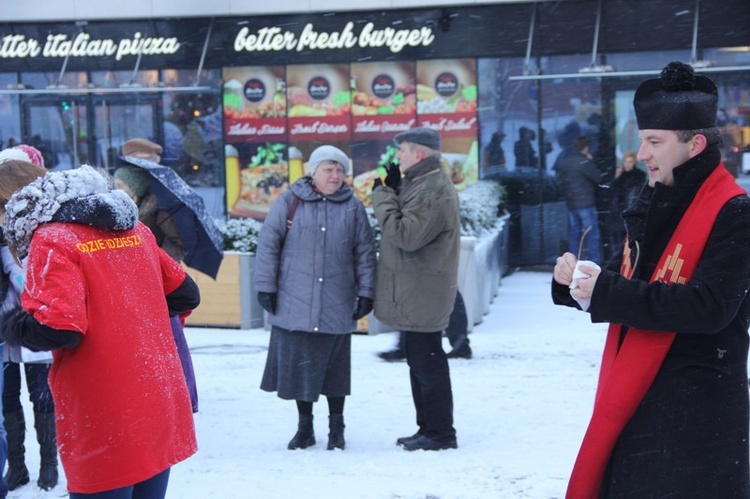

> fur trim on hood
[4,165,138,259]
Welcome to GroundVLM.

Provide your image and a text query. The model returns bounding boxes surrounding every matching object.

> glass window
[0,74,21,150]
[21,72,87,89]
[90,70,159,89]
[606,50,692,73]
[161,69,224,218]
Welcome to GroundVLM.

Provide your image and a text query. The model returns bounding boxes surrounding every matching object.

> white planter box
[370,215,509,333]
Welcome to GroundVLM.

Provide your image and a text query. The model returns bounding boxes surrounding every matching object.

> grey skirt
[260,326,351,402]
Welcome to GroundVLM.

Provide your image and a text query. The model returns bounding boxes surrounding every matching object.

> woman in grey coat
[255,145,376,451]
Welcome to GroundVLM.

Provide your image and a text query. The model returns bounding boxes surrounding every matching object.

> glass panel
[704,46,750,67]
[161,69,224,218]
[477,57,568,266]
[26,99,88,171]
[606,50,692,72]
[20,72,87,90]
[90,70,159,89]
[92,97,157,170]
[713,73,750,177]
[0,73,22,150]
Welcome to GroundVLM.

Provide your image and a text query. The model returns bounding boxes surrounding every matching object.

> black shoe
[396,432,423,446]
[446,346,472,359]
[402,435,457,451]
[447,335,472,359]
[377,349,406,362]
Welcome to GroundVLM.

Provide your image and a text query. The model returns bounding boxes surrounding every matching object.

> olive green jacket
[371,155,460,332]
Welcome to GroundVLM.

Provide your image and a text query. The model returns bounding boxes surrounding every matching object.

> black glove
[0,306,29,346]
[384,162,402,191]
[353,296,374,320]
[257,292,277,314]
[372,177,383,190]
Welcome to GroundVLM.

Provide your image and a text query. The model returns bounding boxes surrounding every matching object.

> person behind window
[557,136,604,263]
[608,151,646,249]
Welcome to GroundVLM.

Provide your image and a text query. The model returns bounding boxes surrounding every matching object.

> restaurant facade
[2,0,749,265]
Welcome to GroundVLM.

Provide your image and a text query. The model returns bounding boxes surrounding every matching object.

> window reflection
[0,73,21,151]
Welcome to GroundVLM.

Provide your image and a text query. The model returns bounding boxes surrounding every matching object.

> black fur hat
[633,61,718,130]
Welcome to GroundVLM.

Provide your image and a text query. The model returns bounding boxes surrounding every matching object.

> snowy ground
[11,270,609,499]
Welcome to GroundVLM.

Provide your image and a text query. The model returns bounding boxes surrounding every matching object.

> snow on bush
[459,180,506,237]
[367,180,507,243]
[217,217,264,253]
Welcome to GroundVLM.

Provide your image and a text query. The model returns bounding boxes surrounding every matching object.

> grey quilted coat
[255,176,376,334]
[371,156,460,332]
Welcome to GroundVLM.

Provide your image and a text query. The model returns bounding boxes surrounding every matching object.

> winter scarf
[566,164,746,498]
[4,165,138,260]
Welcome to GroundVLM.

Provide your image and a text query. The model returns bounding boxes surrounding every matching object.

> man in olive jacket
[371,127,460,451]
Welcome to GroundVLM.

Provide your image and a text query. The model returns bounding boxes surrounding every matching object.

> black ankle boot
[287,414,315,450]
[327,414,345,450]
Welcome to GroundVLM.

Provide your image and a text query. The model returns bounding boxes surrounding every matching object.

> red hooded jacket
[22,221,197,493]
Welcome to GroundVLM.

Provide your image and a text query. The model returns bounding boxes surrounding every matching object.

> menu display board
[223,66,290,219]
[223,66,287,143]
[222,58,480,220]
[286,64,351,143]
[416,58,479,190]
[351,61,417,141]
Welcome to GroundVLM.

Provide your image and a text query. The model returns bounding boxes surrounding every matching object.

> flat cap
[122,138,163,157]
[394,127,442,151]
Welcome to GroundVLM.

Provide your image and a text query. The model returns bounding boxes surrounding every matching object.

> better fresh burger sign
[234,22,435,55]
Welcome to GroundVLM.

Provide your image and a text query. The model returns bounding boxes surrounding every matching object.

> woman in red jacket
[0,160,200,499]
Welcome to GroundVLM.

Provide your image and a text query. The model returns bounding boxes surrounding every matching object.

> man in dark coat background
[557,135,604,263]
[552,61,750,497]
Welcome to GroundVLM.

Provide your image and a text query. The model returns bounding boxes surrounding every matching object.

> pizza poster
[350,61,417,141]
[415,59,477,138]
[286,64,351,142]
[222,66,288,143]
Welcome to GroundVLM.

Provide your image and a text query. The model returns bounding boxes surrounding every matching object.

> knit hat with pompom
[633,61,718,131]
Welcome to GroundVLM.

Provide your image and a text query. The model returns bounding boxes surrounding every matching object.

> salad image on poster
[416,58,479,190]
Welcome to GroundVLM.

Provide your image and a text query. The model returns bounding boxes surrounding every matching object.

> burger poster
[222,66,287,143]
[350,61,417,141]
[286,64,351,143]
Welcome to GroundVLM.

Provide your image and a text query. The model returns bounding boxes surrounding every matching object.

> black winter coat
[553,144,750,498]
[557,151,603,210]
